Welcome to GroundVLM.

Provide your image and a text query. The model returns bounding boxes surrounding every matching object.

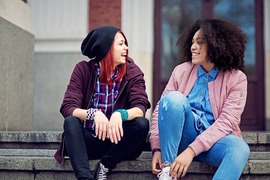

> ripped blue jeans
[158,91,250,180]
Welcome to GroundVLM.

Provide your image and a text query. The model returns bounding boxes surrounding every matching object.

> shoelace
[157,172,162,178]
[157,171,166,179]
[98,163,109,180]
[157,168,171,180]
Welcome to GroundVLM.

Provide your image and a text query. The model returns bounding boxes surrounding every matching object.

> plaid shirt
[84,68,122,129]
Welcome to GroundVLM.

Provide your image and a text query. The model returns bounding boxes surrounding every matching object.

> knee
[237,140,250,161]
[226,136,250,162]
[229,141,250,168]
[133,117,149,136]
[160,91,187,111]
[135,117,149,130]
[161,91,185,102]
[63,116,81,131]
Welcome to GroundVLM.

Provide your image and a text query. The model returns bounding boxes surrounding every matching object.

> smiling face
[112,32,128,68]
[191,30,214,72]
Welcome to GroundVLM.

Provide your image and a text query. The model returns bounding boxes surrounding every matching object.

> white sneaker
[157,166,172,180]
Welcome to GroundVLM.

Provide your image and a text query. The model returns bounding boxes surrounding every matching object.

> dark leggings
[64,116,149,179]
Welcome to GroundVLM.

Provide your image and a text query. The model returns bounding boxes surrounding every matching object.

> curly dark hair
[177,18,247,72]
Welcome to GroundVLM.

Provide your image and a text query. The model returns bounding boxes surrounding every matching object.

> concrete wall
[0,0,30,32]
[0,17,34,131]
[27,0,88,131]
[33,52,85,130]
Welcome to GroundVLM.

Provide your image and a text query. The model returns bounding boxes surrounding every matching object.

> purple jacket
[54,57,151,165]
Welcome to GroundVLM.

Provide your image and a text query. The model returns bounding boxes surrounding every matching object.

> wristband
[152,148,161,156]
[114,109,128,121]
[86,108,100,121]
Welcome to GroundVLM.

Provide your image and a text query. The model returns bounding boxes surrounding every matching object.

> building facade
[0,0,269,131]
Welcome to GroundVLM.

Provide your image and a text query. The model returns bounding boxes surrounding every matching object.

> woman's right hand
[170,147,195,179]
[151,151,162,174]
[94,111,109,141]
[107,112,123,144]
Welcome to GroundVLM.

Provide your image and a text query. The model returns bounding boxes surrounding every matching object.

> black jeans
[64,116,149,180]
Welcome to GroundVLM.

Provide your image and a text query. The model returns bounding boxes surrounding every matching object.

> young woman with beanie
[54,26,151,180]
[150,18,250,180]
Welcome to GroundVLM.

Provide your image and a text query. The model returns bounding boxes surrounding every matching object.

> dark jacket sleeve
[60,62,87,118]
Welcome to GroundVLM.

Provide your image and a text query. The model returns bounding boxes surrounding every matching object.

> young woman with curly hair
[150,18,250,180]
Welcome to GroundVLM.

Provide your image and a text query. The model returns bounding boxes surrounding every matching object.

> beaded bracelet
[86,108,99,121]
[114,109,128,121]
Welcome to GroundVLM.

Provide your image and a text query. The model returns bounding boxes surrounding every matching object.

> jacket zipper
[112,80,128,112]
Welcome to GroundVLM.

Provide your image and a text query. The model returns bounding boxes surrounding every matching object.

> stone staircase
[0,131,270,180]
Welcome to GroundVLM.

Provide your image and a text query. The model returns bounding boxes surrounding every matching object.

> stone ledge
[1,131,270,179]
[1,152,270,175]
[1,149,270,161]
[243,132,270,144]
[1,131,270,144]
[1,131,270,152]
[0,170,269,180]
[0,131,61,143]
[0,131,270,152]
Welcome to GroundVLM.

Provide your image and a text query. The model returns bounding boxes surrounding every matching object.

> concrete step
[1,131,270,179]
[0,131,61,149]
[0,149,270,160]
[1,131,270,151]
[0,150,270,180]
[0,158,268,180]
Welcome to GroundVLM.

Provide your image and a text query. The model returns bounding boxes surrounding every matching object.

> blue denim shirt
[187,65,219,133]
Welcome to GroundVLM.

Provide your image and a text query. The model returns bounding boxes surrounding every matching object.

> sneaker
[157,166,172,180]
[93,162,109,180]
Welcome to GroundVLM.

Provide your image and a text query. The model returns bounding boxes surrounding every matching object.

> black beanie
[81,26,120,62]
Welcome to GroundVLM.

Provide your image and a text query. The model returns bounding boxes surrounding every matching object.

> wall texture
[89,0,121,30]
[0,0,30,32]
[33,52,85,131]
[0,17,34,131]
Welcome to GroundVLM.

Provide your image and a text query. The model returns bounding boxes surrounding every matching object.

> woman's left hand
[107,112,123,144]
[170,147,195,179]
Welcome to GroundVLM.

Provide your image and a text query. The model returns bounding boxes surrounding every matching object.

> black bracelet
[152,148,161,156]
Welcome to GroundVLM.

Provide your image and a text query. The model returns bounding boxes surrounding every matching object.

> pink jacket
[149,62,247,156]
